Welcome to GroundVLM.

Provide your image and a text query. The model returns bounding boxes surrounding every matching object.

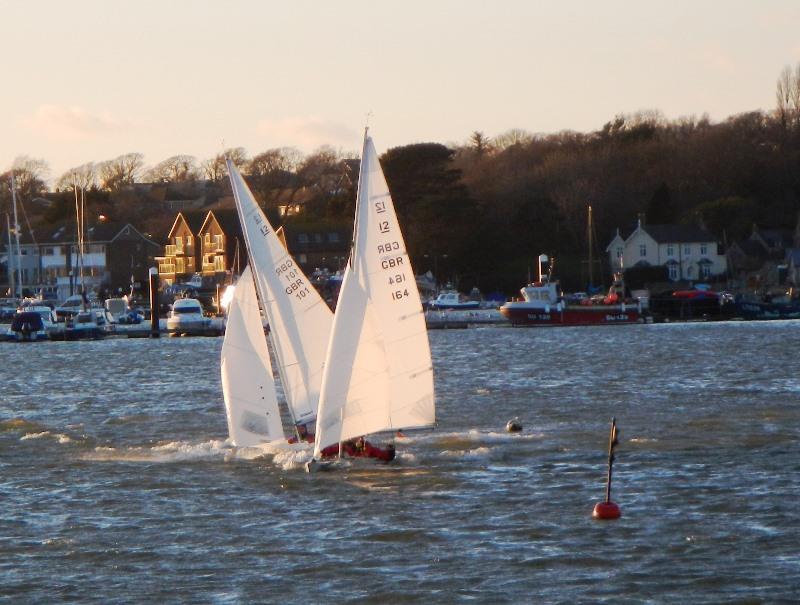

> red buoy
[592,501,621,520]
[593,417,622,520]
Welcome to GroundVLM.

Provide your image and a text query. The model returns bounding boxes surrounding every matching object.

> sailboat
[310,131,435,467]
[220,265,284,446]
[226,159,333,437]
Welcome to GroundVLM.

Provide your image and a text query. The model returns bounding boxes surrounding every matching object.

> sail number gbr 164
[378,241,409,301]
[276,259,311,300]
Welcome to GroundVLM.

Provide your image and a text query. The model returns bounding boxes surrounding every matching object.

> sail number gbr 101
[276,259,311,300]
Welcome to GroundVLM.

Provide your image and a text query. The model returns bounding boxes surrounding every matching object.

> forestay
[220,265,283,445]
[227,160,333,427]
[313,134,435,456]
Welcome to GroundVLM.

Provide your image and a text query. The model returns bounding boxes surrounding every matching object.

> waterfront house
[155,211,205,287]
[606,220,726,282]
[3,219,160,301]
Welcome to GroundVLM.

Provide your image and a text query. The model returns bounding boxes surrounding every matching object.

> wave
[81,437,314,469]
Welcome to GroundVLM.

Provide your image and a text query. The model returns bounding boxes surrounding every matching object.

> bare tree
[6,156,50,198]
[202,147,248,182]
[145,155,200,183]
[247,147,302,177]
[57,162,98,191]
[776,64,800,131]
[98,153,145,190]
[296,145,341,191]
[493,128,533,150]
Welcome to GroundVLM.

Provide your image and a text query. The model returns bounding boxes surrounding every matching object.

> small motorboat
[427,290,480,310]
[5,307,57,342]
[167,298,210,336]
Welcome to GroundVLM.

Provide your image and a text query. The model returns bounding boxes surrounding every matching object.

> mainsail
[313,133,435,456]
[220,265,283,445]
[227,160,333,427]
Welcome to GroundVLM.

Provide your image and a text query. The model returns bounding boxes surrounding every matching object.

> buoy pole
[149,267,160,338]
[593,417,621,520]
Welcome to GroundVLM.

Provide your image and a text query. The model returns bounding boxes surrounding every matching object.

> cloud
[21,104,128,140]
[256,116,357,150]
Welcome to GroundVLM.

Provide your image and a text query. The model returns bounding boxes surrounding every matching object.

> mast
[588,205,594,291]
[10,174,22,298]
[5,214,15,298]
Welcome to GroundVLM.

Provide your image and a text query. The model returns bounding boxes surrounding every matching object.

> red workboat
[500,255,643,327]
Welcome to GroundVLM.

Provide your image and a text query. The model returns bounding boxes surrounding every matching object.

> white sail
[314,134,435,456]
[227,160,333,427]
[221,265,284,445]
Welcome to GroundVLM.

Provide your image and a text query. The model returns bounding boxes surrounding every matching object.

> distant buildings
[606,220,726,282]
[2,219,161,300]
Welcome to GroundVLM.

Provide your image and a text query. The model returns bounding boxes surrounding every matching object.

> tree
[469,131,492,157]
[381,143,477,285]
[775,64,800,132]
[245,147,303,208]
[493,128,533,150]
[98,153,144,191]
[2,155,49,200]
[202,147,248,182]
[145,155,200,183]
[57,162,98,191]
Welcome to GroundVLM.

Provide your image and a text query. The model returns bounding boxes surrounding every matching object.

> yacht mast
[5,214,15,297]
[10,174,22,298]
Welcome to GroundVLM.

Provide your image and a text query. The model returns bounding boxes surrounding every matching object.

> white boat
[227,159,333,433]
[166,298,210,335]
[58,309,113,340]
[220,266,284,446]
[427,290,480,310]
[54,294,87,322]
[311,132,435,464]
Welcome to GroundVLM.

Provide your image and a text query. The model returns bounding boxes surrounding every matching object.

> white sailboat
[220,265,284,446]
[312,132,435,462]
[226,159,333,432]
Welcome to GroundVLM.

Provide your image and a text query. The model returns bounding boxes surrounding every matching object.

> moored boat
[500,254,643,327]
[428,290,480,310]
[166,298,211,336]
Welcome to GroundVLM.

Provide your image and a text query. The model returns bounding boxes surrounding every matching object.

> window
[298,253,307,263]
[687,266,694,277]
[328,232,340,243]
[615,246,623,259]
[639,244,647,257]
[313,233,323,243]
[667,245,674,257]
[700,243,708,255]
[683,244,691,255]
[298,233,309,244]
[668,265,678,280]
[700,264,710,278]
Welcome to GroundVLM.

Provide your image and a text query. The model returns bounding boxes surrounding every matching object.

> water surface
[1,321,798,603]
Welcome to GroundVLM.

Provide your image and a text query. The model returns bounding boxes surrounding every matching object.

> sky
[2,0,800,183]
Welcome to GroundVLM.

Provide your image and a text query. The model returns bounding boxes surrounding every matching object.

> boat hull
[500,303,641,327]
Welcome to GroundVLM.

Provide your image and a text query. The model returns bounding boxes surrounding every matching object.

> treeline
[4,66,800,294]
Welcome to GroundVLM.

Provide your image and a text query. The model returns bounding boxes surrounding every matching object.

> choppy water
[1,321,799,603]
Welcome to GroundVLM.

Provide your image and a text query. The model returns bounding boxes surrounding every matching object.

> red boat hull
[500,304,641,327]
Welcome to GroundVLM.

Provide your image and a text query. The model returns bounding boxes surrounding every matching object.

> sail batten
[313,134,435,456]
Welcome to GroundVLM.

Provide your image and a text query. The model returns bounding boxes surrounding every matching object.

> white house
[606,220,726,282]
